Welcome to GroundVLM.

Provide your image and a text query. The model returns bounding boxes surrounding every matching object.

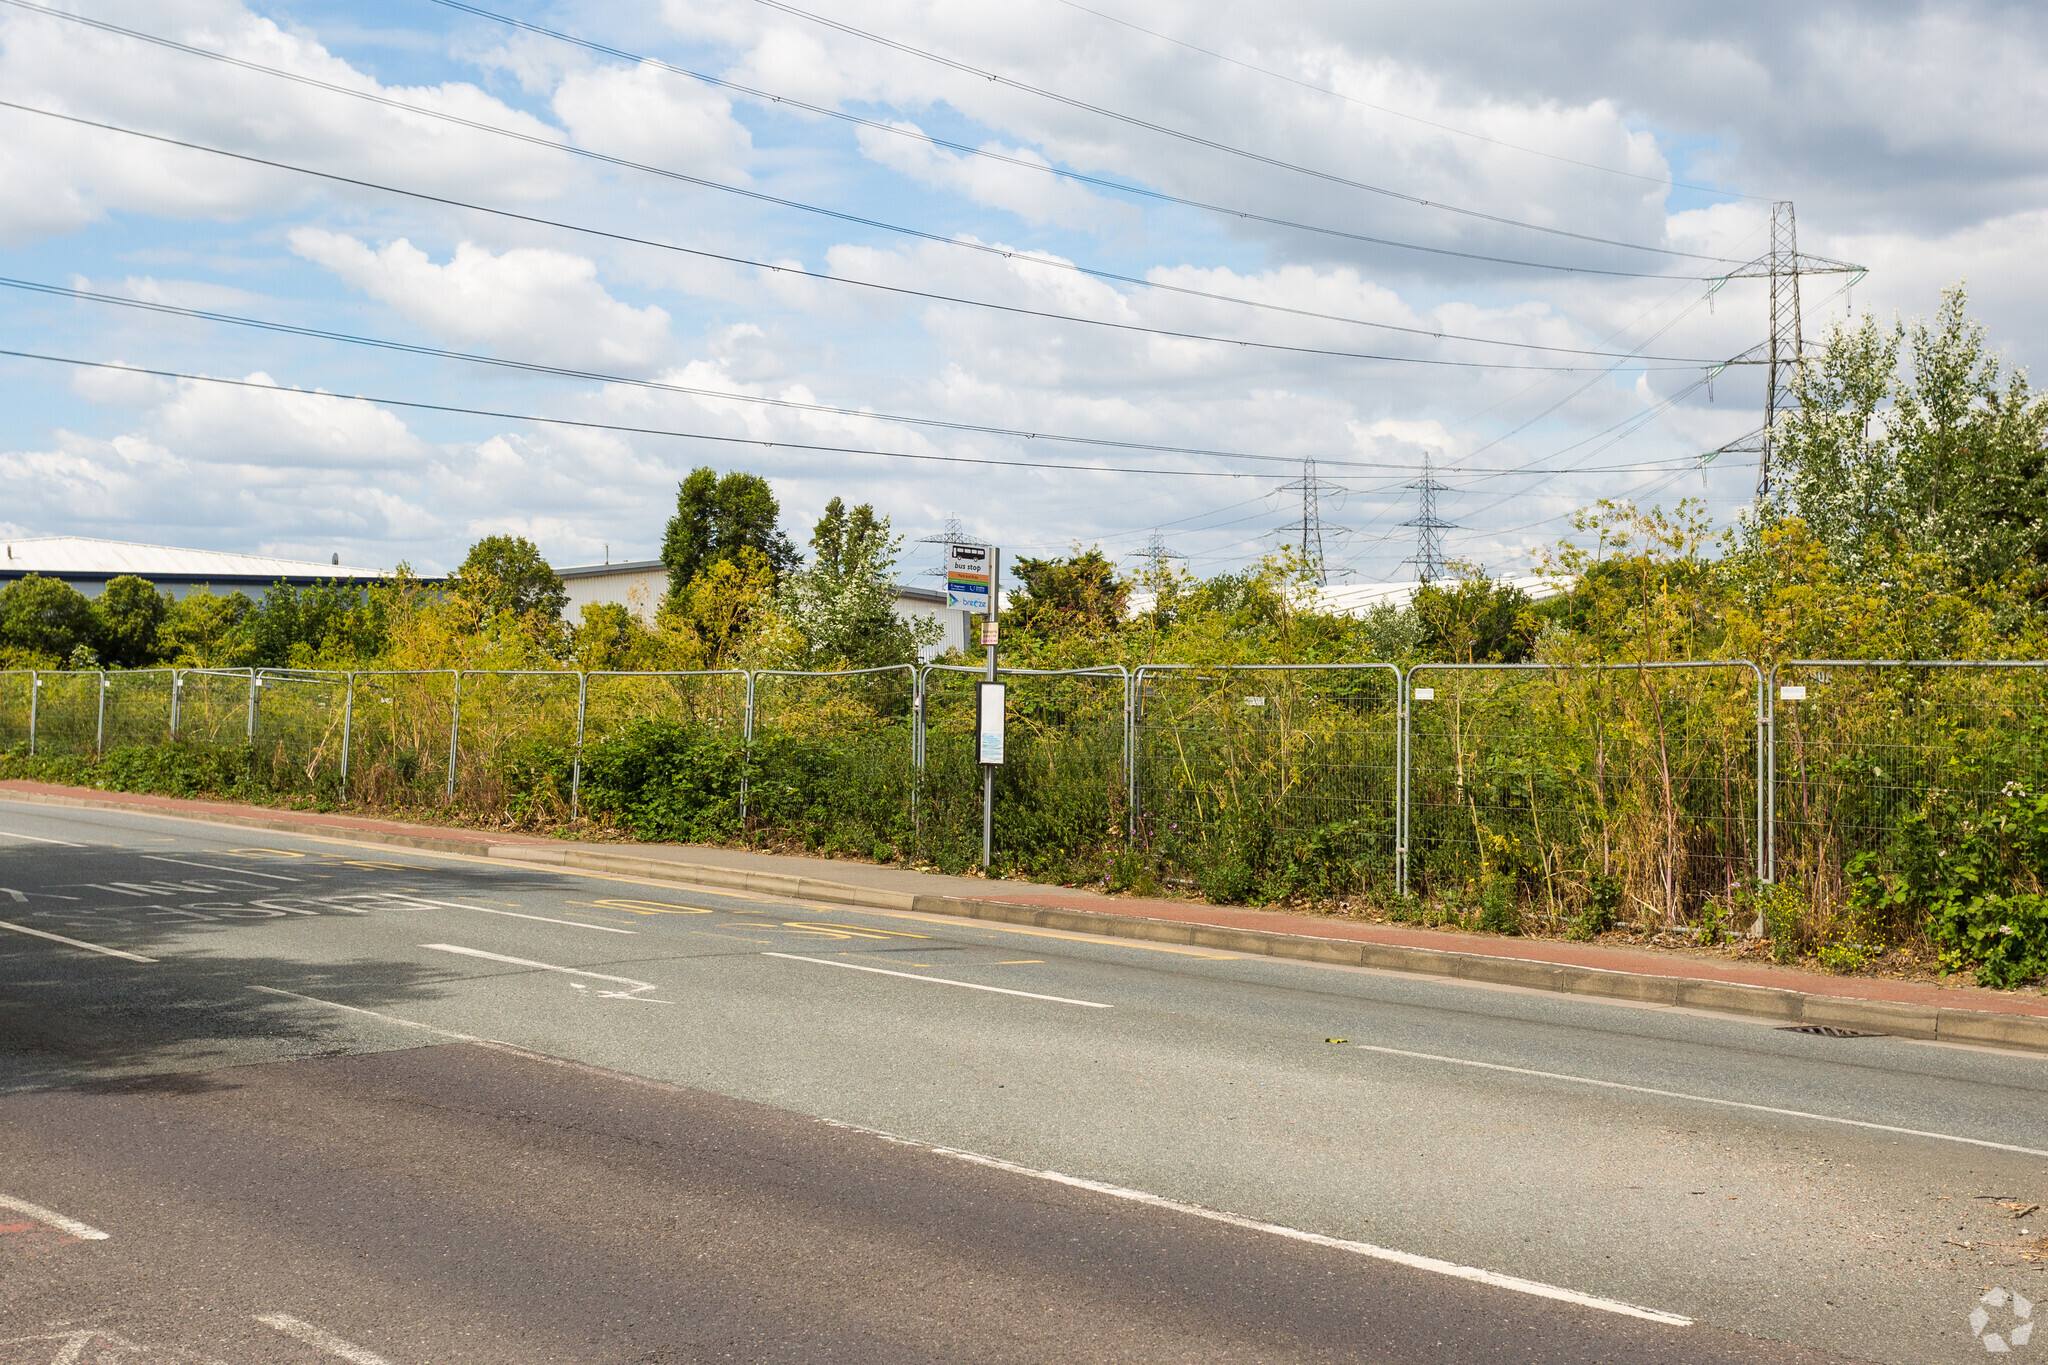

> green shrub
[1566,871,1622,941]
[1931,893,2048,989]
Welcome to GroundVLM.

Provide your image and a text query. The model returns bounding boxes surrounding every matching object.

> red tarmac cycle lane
[0,1043,1852,1365]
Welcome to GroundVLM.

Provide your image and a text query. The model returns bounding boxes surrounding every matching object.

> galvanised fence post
[740,671,756,824]
[339,672,355,801]
[94,670,106,758]
[571,672,588,819]
[27,671,39,756]
[1396,665,1409,899]
[169,670,182,739]
[247,670,261,743]
[445,668,462,801]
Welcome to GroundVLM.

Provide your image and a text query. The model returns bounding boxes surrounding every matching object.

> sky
[3,0,2045,584]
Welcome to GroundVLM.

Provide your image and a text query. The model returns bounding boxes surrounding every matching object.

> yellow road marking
[770,921,931,941]
[568,897,712,916]
[853,910,1238,958]
[997,959,1045,964]
[563,911,637,925]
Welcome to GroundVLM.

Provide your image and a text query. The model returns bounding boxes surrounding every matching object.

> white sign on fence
[947,543,993,616]
[977,681,1006,765]
[1779,685,1808,701]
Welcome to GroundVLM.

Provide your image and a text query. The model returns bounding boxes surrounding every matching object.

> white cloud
[552,61,753,180]
[289,231,675,372]
[855,121,1134,234]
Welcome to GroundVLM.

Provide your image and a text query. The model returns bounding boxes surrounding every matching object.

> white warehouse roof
[0,536,388,596]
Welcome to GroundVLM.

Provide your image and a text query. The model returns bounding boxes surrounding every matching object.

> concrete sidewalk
[6,779,2047,1052]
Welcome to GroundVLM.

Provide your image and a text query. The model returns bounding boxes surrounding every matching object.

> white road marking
[0,828,85,846]
[396,894,637,935]
[0,920,155,962]
[249,985,485,1041]
[823,1118,1691,1327]
[142,854,299,881]
[0,1193,111,1240]
[1356,1043,2048,1158]
[421,943,662,997]
[254,1313,395,1364]
[0,887,24,902]
[766,952,1112,1008]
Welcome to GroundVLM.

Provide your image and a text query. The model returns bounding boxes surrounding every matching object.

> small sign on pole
[947,543,993,616]
[977,682,1006,765]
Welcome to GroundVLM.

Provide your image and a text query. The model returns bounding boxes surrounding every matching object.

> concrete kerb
[4,786,2046,1056]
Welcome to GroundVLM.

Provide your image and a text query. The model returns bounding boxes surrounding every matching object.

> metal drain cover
[1779,1024,1884,1038]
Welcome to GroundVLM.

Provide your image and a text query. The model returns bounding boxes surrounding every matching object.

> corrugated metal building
[0,536,391,598]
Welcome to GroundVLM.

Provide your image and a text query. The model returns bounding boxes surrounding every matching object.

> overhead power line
[1043,0,1774,203]
[422,0,1710,280]
[748,0,1740,263]
[0,101,1713,374]
[6,276,1737,477]
[0,347,1265,478]
[0,1,1716,359]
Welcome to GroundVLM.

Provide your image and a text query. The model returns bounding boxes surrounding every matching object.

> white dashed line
[254,1313,396,1363]
[421,943,662,997]
[765,952,1112,1008]
[1354,1043,2048,1158]
[0,1193,110,1240]
[142,854,300,881]
[823,1120,1691,1326]
[0,828,84,846]
[397,894,637,934]
[0,920,155,962]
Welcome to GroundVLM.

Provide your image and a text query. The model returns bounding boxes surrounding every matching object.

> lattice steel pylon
[1400,449,1456,583]
[916,514,984,577]
[1719,202,1865,502]
[1276,457,1347,586]
[1139,527,1186,574]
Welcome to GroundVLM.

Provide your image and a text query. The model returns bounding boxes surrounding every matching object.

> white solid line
[1356,1044,2048,1159]
[248,985,486,1042]
[141,855,298,881]
[253,1313,394,1364]
[421,942,658,993]
[0,920,155,962]
[0,1194,110,1240]
[0,828,84,846]
[765,952,1113,1008]
[822,1119,1691,1326]
[397,894,636,935]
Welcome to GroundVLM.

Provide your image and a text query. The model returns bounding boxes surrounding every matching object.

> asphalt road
[3,797,2044,1363]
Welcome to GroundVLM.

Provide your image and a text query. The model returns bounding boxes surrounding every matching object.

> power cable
[5,275,1736,472]
[423,0,1713,280]
[1043,0,1773,203]
[0,347,1270,478]
[0,101,1712,374]
[0,0,1725,350]
[747,0,1741,263]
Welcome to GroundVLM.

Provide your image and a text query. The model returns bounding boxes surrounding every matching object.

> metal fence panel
[1771,660,2048,915]
[344,670,457,808]
[750,666,918,857]
[102,669,175,749]
[581,670,748,745]
[176,669,255,747]
[1135,664,1400,902]
[32,672,102,757]
[253,670,351,794]
[452,670,583,819]
[0,670,31,750]
[922,666,1127,876]
[1407,662,1763,931]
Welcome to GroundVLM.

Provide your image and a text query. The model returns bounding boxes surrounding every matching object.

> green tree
[1412,573,1537,663]
[660,468,797,603]
[95,575,170,668]
[778,498,934,667]
[157,589,256,667]
[1003,547,1129,638]
[446,535,568,621]
[1770,285,2048,588]
[0,575,101,667]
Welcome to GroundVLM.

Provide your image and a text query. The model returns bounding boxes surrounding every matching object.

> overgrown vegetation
[7,291,2048,987]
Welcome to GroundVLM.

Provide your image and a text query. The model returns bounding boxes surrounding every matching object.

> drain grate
[1779,1024,1884,1038]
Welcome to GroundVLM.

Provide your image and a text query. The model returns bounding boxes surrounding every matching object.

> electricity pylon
[1400,449,1456,582]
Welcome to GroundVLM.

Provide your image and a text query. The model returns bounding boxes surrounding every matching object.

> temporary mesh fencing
[750,666,918,855]
[343,670,459,808]
[0,671,32,751]
[1133,664,1400,901]
[920,665,1128,875]
[1405,662,1764,930]
[1770,660,2048,916]
[29,671,101,758]
[252,670,351,794]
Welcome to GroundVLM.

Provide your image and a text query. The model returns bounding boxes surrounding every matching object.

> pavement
[4,794,2047,1363]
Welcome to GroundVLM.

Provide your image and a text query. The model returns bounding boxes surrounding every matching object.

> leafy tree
[157,589,256,667]
[660,468,797,603]
[0,574,99,667]
[95,575,170,668]
[572,601,651,671]
[447,535,568,621]
[1412,573,1536,663]
[778,498,935,667]
[1004,547,1128,638]
[660,547,796,670]
[1769,285,2048,588]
